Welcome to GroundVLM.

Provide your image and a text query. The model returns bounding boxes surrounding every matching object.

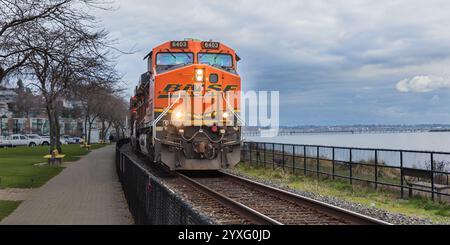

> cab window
[198,53,236,73]
[156,52,193,73]
[198,53,233,68]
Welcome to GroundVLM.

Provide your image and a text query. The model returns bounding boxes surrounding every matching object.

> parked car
[41,135,67,145]
[0,136,12,148]
[25,134,46,146]
[41,136,51,146]
[62,135,72,144]
[60,137,67,145]
[8,134,32,147]
[66,136,84,144]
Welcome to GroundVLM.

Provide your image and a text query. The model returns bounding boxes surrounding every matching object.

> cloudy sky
[94,0,450,126]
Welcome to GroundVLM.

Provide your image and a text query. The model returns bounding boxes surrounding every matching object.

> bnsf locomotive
[129,39,242,170]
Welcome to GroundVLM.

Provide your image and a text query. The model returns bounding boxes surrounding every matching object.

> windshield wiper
[164,49,176,59]
[212,64,230,70]
[211,64,235,73]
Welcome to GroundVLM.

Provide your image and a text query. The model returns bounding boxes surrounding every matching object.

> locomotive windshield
[198,53,233,68]
[156,52,194,72]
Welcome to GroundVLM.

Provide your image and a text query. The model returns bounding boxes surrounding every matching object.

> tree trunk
[54,112,62,153]
[101,120,106,141]
[115,125,120,139]
[84,114,89,144]
[104,122,112,142]
[88,121,92,145]
[45,102,54,154]
[88,116,97,145]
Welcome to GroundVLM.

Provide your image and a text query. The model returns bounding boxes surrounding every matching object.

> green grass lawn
[0,144,109,189]
[236,163,450,224]
[0,200,21,222]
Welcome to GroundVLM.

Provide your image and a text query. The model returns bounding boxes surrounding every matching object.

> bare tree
[1,0,123,152]
[13,79,44,118]
[99,93,127,141]
[110,96,128,140]
[13,1,118,152]
[76,85,109,144]
[0,0,110,82]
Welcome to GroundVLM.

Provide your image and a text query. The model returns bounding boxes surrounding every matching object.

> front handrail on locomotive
[151,91,184,144]
[221,91,244,126]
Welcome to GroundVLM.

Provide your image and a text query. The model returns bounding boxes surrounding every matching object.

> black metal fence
[115,139,212,225]
[242,142,450,202]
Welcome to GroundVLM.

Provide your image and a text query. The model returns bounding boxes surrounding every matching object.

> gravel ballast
[225,169,447,225]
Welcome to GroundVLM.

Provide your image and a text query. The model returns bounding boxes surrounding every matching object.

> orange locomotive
[129,39,242,170]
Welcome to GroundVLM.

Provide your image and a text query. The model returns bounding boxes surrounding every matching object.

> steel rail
[176,172,283,225]
[219,171,392,225]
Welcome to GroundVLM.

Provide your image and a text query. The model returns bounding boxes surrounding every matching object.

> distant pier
[243,129,431,137]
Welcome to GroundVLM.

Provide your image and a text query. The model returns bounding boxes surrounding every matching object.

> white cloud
[396,75,450,93]
[90,0,450,124]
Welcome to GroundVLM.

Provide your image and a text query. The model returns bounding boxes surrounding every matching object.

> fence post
[431,153,435,201]
[272,143,275,170]
[249,143,252,165]
[292,145,295,174]
[374,150,378,190]
[316,146,320,179]
[332,147,335,180]
[263,143,266,167]
[303,145,307,176]
[282,144,285,170]
[349,148,353,185]
[256,143,259,166]
[400,151,404,199]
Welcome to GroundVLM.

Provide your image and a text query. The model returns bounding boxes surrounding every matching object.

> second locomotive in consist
[130,39,242,170]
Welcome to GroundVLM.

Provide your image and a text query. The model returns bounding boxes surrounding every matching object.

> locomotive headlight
[175,111,183,119]
[195,69,204,82]
[172,109,184,127]
[222,112,229,119]
[196,69,204,75]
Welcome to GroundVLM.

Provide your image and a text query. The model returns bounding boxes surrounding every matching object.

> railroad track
[176,171,391,225]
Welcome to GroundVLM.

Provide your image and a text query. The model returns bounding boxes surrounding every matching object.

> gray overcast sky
[94,0,450,126]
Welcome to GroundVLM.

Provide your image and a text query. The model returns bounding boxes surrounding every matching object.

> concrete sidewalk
[1,145,133,225]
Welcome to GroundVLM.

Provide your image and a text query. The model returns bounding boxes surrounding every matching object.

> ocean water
[244,132,450,169]
[245,132,450,152]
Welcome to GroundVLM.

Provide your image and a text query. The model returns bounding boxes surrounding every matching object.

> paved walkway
[1,145,133,225]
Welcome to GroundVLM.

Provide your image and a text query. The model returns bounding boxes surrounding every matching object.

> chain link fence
[115,139,212,225]
[242,141,450,202]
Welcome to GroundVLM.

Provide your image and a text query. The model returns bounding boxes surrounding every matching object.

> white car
[41,136,67,145]
[26,134,46,146]
[8,134,32,147]
[66,136,84,144]
[0,136,12,147]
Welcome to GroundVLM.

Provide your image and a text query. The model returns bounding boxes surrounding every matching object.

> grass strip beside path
[0,200,21,222]
[0,144,109,189]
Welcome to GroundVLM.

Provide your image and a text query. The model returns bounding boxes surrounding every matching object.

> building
[0,86,113,142]
[0,86,17,118]
[0,116,110,143]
